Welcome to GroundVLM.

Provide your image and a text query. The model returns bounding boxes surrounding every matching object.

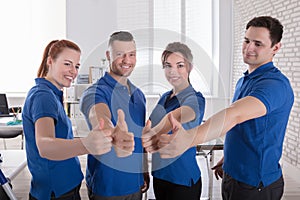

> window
[0,0,66,95]
[116,0,218,96]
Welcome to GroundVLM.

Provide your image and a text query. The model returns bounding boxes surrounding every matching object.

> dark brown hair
[161,42,193,83]
[161,42,193,69]
[246,16,283,47]
[37,39,81,78]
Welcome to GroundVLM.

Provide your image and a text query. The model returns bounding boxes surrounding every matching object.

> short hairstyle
[246,16,283,47]
[108,31,135,47]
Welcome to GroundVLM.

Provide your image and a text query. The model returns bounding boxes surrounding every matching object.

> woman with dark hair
[143,42,205,200]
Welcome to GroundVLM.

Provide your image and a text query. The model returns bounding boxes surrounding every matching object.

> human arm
[142,105,195,153]
[89,103,135,157]
[141,171,150,193]
[140,149,150,193]
[35,117,112,160]
[211,156,224,180]
[157,96,267,158]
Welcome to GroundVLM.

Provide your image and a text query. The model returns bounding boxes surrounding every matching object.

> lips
[65,75,74,82]
[120,65,132,70]
[245,51,256,57]
[168,76,180,81]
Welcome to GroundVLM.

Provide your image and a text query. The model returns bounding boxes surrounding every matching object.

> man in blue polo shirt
[145,16,294,200]
[80,31,149,200]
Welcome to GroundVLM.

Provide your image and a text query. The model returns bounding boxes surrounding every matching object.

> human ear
[46,56,53,68]
[106,50,111,62]
[272,42,281,54]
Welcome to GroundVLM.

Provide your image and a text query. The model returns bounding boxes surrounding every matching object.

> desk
[0,150,27,180]
[197,138,224,200]
[0,117,23,149]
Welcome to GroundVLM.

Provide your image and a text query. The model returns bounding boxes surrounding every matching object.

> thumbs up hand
[158,113,195,158]
[112,109,135,157]
[81,118,113,155]
[142,120,160,153]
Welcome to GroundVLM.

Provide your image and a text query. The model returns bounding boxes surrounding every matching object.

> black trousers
[87,186,142,200]
[29,184,81,200]
[222,173,284,200]
[153,177,202,200]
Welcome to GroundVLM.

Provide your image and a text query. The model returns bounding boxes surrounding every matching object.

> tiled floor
[1,136,300,200]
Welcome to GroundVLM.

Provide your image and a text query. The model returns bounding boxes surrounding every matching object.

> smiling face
[242,26,281,72]
[46,48,80,89]
[106,40,136,81]
[163,52,190,93]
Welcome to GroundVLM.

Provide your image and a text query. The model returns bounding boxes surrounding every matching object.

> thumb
[98,118,111,137]
[158,131,176,149]
[168,113,181,132]
[98,118,105,130]
[143,120,152,134]
[117,109,128,131]
[142,119,152,140]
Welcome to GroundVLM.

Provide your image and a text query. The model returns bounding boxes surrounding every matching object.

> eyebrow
[65,59,80,66]
[165,60,185,63]
[244,37,263,45]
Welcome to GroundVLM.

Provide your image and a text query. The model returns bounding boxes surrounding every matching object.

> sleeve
[249,78,288,114]
[30,90,58,123]
[181,91,206,123]
[79,84,110,119]
[149,94,168,127]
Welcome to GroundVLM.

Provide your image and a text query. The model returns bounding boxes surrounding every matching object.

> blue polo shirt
[22,78,83,199]
[150,85,205,186]
[80,72,146,196]
[223,62,294,187]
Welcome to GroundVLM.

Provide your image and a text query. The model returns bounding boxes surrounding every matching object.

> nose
[122,53,130,63]
[246,41,256,51]
[70,65,78,75]
[168,66,178,75]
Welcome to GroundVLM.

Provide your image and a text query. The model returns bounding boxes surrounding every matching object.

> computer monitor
[0,94,13,117]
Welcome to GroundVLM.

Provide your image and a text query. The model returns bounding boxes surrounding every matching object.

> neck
[173,83,189,96]
[109,71,128,86]
[45,76,63,90]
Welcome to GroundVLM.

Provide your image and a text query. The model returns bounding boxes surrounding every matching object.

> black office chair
[0,128,23,150]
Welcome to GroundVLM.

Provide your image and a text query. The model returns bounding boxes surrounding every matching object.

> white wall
[66,0,117,75]
[64,0,233,117]
[8,0,233,116]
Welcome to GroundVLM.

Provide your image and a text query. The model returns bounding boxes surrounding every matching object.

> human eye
[75,65,80,70]
[177,63,185,68]
[115,52,123,57]
[64,62,71,67]
[129,52,136,57]
[163,64,171,69]
[255,42,262,47]
[243,39,250,44]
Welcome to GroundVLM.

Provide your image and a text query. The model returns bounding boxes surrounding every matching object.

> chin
[123,72,133,77]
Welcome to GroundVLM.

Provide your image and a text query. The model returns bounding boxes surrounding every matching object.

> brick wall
[233,0,300,169]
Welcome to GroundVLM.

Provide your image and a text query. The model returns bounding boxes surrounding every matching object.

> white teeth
[65,76,73,81]
[169,77,180,80]
[122,66,130,69]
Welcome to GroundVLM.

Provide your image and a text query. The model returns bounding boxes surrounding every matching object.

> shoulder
[181,86,205,103]
[27,86,56,102]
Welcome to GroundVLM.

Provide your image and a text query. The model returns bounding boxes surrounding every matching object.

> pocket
[270,177,284,199]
